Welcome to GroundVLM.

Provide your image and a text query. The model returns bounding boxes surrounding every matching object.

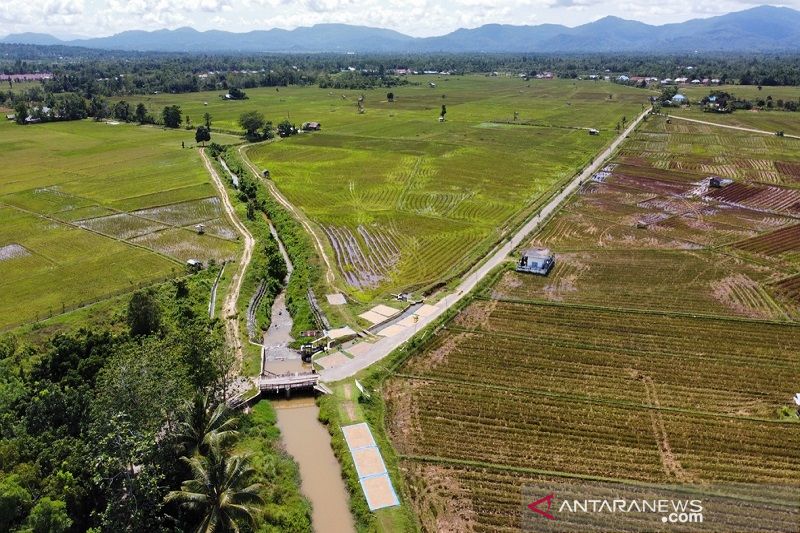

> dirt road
[667,114,800,140]
[200,149,254,365]
[237,143,337,285]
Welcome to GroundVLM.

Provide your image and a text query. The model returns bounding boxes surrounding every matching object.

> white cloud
[2,0,799,38]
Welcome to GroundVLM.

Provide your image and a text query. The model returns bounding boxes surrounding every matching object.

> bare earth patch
[711,273,783,319]
[453,299,496,330]
[404,332,470,375]
[405,463,476,533]
[0,244,30,261]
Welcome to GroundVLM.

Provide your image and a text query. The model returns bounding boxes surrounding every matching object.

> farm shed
[516,248,554,275]
[671,94,688,104]
[588,128,600,135]
[186,259,203,270]
[302,122,321,131]
[5,114,14,121]
[709,176,733,188]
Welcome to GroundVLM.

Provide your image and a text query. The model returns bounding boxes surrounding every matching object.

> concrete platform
[327,326,357,340]
[352,447,386,478]
[358,310,387,325]
[326,293,347,305]
[342,422,399,511]
[343,422,376,449]
[372,304,401,318]
[316,351,350,370]
[360,474,399,511]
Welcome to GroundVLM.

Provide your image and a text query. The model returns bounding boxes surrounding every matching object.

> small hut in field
[516,248,554,275]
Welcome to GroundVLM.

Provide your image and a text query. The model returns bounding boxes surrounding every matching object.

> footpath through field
[667,114,800,140]
[200,149,255,366]
[237,143,337,285]
[316,109,650,382]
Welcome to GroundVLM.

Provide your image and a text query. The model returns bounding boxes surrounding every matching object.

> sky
[0,0,796,39]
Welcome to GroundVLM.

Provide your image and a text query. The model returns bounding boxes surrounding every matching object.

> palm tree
[166,446,263,533]
[176,394,239,456]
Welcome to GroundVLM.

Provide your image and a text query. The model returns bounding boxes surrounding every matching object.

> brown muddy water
[262,355,354,533]
[273,396,355,533]
[259,221,354,532]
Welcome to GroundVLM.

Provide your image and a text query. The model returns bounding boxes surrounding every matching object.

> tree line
[4,47,800,104]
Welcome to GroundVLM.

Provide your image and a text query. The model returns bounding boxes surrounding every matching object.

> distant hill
[1,32,64,46]
[3,6,800,53]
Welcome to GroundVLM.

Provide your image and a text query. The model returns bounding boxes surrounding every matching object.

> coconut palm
[176,393,239,456]
[166,446,263,533]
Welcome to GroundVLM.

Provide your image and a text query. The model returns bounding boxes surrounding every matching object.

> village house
[516,248,555,275]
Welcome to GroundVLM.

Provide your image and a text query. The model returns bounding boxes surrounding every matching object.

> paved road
[667,114,800,140]
[200,148,255,365]
[320,109,650,382]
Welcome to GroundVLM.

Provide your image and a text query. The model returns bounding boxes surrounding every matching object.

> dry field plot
[385,114,800,532]
[0,120,237,328]
[519,115,800,316]
[387,302,800,532]
[493,250,784,319]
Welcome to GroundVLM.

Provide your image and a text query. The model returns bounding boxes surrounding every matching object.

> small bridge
[258,371,331,397]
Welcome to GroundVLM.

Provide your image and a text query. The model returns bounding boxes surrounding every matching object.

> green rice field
[0,119,239,329]
[229,77,650,298]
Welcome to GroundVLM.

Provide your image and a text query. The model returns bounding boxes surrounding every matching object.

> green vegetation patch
[0,119,238,329]
[244,78,647,299]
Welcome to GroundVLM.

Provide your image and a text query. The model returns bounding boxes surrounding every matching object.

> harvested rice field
[380,112,800,533]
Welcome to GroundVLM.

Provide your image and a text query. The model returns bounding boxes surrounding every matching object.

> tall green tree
[203,112,212,128]
[195,126,211,147]
[89,96,108,120]
[24,497,72,533]
[166,447,263,533]
[14,102,28,125]
[175,394,239,456]
[276,119,294,137]
[162,105,183,128]
[113,100,131,122]
[126,289,162,336]
[0,475,31,531]
[239,111,265,138]
[261,120,274,140]
[135,103,148,124]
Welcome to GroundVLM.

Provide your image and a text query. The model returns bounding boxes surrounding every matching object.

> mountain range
[3,6,800,53]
